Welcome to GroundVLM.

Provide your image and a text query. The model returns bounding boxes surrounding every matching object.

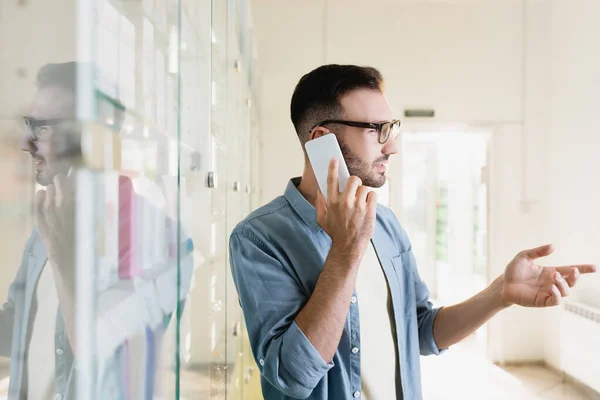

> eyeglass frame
[23,116,66,142]
[309,119,401,144]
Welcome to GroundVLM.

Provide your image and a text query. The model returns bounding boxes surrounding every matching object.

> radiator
[561,300,600,393]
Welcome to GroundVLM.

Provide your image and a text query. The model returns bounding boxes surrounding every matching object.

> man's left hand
[501,244,596,307]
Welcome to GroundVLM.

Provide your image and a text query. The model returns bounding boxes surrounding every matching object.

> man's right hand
[315,158,377,258]
[296,158,378,363]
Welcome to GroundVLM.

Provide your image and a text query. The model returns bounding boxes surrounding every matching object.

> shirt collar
[284,177,322,232]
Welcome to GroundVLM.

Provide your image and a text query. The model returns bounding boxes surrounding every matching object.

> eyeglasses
[23,117,65,142]
[309,119,401,144]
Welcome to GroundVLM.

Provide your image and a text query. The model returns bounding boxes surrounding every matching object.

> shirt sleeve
[229,230,334,399]
[0,261,25,357]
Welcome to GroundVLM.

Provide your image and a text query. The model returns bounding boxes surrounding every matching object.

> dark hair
[36,62,78,94]
[36,62,126,132]
[290,64,384,140]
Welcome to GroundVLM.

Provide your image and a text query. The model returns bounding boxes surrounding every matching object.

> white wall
[253,0,526,202]
[546,0,600,309]
[252,0,327,202]
[543,0,600,371]
[487,124,548,363]
[325,0,524,123]
[252,0,600,366]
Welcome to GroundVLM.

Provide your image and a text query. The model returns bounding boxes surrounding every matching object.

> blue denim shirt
[0,226,190,399]
[0,229,122,400]
[230,178,445,400]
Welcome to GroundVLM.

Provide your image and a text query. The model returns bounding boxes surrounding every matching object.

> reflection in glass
[0,0,259,398]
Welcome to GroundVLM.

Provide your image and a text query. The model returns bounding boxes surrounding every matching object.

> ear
[309,126,331,141]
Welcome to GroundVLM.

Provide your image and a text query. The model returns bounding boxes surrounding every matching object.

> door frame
[388,122,494,357]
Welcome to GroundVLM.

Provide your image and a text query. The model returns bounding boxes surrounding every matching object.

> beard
[338,138,388,188]
[33,156,72,186]
[35,161,61,186]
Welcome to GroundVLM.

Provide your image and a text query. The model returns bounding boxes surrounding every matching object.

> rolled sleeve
[230,230,332,398]
[416,304,447,356]
[278,320,334,385]
[0,287,16,356]
[0,264,24,357]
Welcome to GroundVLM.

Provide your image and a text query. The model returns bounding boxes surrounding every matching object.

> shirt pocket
[391,251,416,318]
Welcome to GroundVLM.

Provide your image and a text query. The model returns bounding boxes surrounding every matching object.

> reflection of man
[1,61,194,400]
[0,62,107,400]
[229,65,597,400]
[0,62,82,400]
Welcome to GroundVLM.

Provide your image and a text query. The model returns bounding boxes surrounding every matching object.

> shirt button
[55,348,64,356]
[353,391,361,398]
[351,296,357,304]
[259,359,265,366]
[352,347,359,354]
[55,394,63,400]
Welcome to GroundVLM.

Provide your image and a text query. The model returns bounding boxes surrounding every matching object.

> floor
[170,345,600,400]
[179,358,600,400]
[502,365,600,400]
[2,350,599,400]
[420,341,600,400]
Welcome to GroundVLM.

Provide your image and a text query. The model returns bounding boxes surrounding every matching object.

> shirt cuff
[279,320,335,388]
[422,306,449,356]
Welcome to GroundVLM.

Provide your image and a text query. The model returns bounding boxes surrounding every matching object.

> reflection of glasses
[309,119,401,144]
[23,117,65,142]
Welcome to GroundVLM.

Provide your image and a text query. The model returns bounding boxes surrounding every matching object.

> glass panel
[0,0,186,397]
[81,0,186,398]
[207,0,229,397]
[0,0,258,399]
[177,0,213,398]
[226,19,244,399]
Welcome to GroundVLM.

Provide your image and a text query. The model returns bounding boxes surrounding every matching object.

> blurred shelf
[95,252,196,363]
[105,0,168,36]
[96,89,197,154]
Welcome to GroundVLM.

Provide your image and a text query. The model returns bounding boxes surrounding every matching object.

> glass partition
[0,0,259,398]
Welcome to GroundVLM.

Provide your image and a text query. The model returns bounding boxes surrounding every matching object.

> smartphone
[305,133,351,200]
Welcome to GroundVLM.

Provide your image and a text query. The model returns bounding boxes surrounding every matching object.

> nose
[382,134,399,156]
[19,128,36,154]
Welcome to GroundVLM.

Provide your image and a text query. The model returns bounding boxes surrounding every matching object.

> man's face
[335,88,398,188]
[20,86,76,186]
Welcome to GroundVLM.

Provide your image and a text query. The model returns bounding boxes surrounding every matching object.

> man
[229,64,596,400]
